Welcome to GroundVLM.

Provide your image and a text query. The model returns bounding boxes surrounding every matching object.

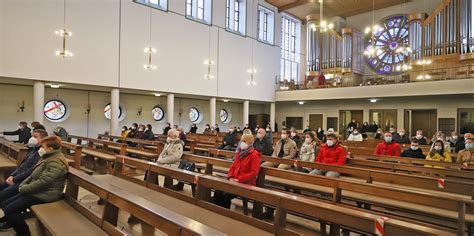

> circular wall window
[219,109,232,123]
[189,107,201,123]
[152,106,165,121]
[104,103,124,121]
[43,99,68,122]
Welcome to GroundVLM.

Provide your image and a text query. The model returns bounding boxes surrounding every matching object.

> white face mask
[437,137,443,141]
[229,129,234,133]
[28,137,38,147]
[138,128,144,132]
[326,140,335,147]
[38,147,47,157]
[410,145,418,150]
[291,132,296,137]
[305,138,312,144]
[266,128,270,132]
[416,134,422,139]
[434,146,442,151]
[384,137,392,143]
[281,134,287,139]
[399,132,405,136]
[452,136,458,139]
[353,131,359,135]
[240,142,249,150]
[256,133,262,139]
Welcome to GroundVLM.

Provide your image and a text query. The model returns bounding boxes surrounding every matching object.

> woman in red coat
[213,133,261,209]
[374,132,401,156]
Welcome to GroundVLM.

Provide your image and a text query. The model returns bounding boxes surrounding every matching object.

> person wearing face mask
[218,128,237,150]
[177,128,187,143]
[447,131,462,152]
[455,133,473,153]
[400,139,425,159]
[2,122,31,144]
[374,129,383,140]
[0,136,68,234]
[316,128,325,141]
[457,138,474,164]
[243,124,250,132]
[412,130,428,145]
[374,133,401,156]
[393,128,410,144]
[289,127,302,149]
[132,125,146,140]
[262,128,297,170]
[388,127,398,136]
[347,128,363,141]
[30,121,46,131]
[323,128,335,143]
[296,132,319,173]
[214,124,220,133]
[213,133,261,209]
[127,123,139,138]
[347,119,358,138]
[53,126,68,141]
[156,129,184,169]
[368,121,379,133]
[189,124,198,134]
[203,124,212,135]
[253,128,273,156]
[303,126,312,133]
[163,122,172,135]
[143,124,155,140]
[430,131,445,145]
[0,130,48,208]
[425,140,452,168]
[121,126,130,138]
[360,122,369,139]
[309,133,346,177]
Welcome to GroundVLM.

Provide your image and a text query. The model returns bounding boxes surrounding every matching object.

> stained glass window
[104,103,123,120]
[366,15,409,74]
[152,106,165,121]
[220,109,231,123]
[189,107,200,123]
[44,100,67,122]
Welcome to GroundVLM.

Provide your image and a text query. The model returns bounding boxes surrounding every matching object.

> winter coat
[253,136,273,156]
[19,150,69,202]
[315,143,346,166]
[347,133,363,141]
[157,138,184,169]
[11,147,42,183]
[374,142,401,156]
[290,135,303,149]
[456,149,473,164]
[272,138,297,160]
[393,134,411,144]
[425,151,452,168]
[400,148,425,159]
[143,130,155,140]
[3,127,32,144]
[298,142,318,171]
[228,148,261,185]
[222,132,237,147]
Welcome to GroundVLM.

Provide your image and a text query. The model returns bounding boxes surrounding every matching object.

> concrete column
[167,94,175,126]
[210,97,216,127]
[33,81,45,124]
[243,100,249,127]
[110,88,120,136]
[270,103,276,131]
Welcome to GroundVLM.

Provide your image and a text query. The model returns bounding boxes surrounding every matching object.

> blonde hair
[243,129,252,135]
[167,129,179,139]
[241,133,254,144]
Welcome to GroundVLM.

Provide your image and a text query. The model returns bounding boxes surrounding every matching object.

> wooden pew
[352,153,471,170]
[98,134,164,156]
[181,154,473,235]
[32,168,225,236]
[0,138,28,181]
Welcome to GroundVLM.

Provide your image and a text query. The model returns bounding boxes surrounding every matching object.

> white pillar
[167,94,175,126]
[270,102,276,131]
[210,97,216,127]
[33,81,45,124]
[110,88,120,136]
[243,100,249,127]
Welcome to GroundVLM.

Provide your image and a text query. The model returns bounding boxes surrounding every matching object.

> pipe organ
[306,15,363,77]
[408,0,473,62]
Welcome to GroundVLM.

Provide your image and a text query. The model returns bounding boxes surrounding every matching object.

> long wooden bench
[352,153,472,170]
[0,138,29,181]
[112,155,454,235]
[32,168,226,236]
[181,153,473,235]
[98,134,164,158]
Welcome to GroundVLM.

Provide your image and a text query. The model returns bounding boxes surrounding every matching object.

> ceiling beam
[278,0,318,13]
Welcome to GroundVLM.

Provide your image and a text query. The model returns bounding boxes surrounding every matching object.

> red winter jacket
[374,141,401,156]
[228,148,261,186]
[315,143,346,166]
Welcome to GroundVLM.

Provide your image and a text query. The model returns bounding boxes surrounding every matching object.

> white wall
[0,84,247,139]
[276,96,474,134]
[0,0,280,102]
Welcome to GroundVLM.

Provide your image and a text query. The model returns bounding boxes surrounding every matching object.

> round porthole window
[104,103,125,121]
[44,99,68,122]
[219,109,232,123]
[189,107,201,123]
[152,106,165,121]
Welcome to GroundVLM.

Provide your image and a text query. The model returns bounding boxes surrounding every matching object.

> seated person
[218,128,237,150]
[53,126,68,141]
[347,128,363,141]
[133,125,146,139]
[455,133,472,153]
[262,128,297,170]
[156,129,184,169]
[290,128,302,149]
[309,133,346,177]
[400,139,425,159]
[0,130,48,205]
[30,121,46,131]
[412,130,428,145]
[425,140,452,168]
[296,132,319,173]
[177,128,187,143]
[253,128,273,156]
[143,124,155,140]
[374,132,401,156]
[213,133,261,209]
[214,124,220,133]
[2,122,31,144]
[393,128,410,144]
[0,136,68,235]
[127,123,138,138]
[203,124,212,135]
[457,138,473,164]
[236,129,253,152]
[374,128,383,140]
[163,122,171,135]
[121,126,130,138]
[322,128,335,143]
[189,124,198,134]
[447,131,462,152]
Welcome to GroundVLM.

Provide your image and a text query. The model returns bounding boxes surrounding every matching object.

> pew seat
[94,174,271,236]
[82,148,116,162]
[0,153,17,181]
[31,201,107,236]
[106,145,159,160]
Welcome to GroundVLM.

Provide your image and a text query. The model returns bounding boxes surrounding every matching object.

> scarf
[239,147,253,160]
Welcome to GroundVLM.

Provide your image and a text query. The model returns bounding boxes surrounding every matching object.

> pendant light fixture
[144,7,157,71]
[55,0,73,58]
[204,26,215,80]
[310,0,334,32]
[247,2,257,86]
[363,0,381,57]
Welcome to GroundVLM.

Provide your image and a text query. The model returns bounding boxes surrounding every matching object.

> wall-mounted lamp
[137,106,143,116]
[85,103,91,115]
[18,100,25,112]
